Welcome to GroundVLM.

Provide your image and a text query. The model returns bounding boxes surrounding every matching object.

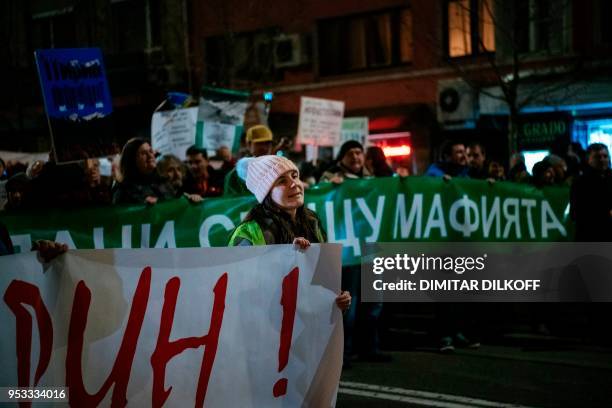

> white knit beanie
[237,155,299,203]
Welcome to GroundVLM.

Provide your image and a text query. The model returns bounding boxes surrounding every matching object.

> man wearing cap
[320,141,390,364]
[320,140,372,183]
[223,125,274,196]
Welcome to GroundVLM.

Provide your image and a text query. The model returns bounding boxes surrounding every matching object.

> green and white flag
[197,86,250,154]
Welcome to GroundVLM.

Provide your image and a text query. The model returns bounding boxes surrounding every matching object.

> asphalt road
[336,345,612,408]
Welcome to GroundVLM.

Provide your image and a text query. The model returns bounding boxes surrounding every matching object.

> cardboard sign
[298,97,345,146]
[199,122,241,154]
[0,245,343,407]
[151,107,198,160]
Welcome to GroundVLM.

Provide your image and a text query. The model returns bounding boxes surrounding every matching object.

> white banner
[298,97,345,146]
[151,107,199,160]
[0,245,343,407]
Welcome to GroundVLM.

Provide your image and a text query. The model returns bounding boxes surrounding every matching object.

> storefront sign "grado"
[522,120,567,140]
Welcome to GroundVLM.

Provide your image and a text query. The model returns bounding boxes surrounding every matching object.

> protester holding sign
[0,223,13,256]
[228,154,351,312]
[0,221,67,259]
[112,138,176,205]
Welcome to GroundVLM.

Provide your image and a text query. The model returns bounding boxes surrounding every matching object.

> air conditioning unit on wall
[273,34,309,68]
[437,79,478,128]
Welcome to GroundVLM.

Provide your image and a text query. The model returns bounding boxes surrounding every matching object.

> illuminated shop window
[447,0,495,57]
[587,119,612,154]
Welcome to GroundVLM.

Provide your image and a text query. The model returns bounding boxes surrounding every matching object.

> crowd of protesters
[2,125,611,357]
[3,127,608,215]
[2,128,610,267]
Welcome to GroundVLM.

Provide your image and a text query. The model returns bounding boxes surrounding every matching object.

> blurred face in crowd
[85,159,101,187]
[136,143,156,175]
[341,147,365,174]
[29,160,45,178]
[551,160,567,183]
[6,178,30,209]
[8,191,23,208]
[488,161,505,180]
[542,167,555,185]
[509,153,525,169]
[162,160,184,189]
[270,170,303,214]
[249,141,272,157]
[217,146,232,161]
[111,155,121,182]
[447,144,467,166]
[588,147,610,171]
[467,145,485,169]
[187,153,209,180]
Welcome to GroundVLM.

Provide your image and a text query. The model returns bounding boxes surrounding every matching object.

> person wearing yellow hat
[246,124,274,156]
[223,125,274,196]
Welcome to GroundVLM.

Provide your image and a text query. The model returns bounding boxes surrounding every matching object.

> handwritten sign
[200,122,241,154]
[151,107,198,160]
[298,97,345,146]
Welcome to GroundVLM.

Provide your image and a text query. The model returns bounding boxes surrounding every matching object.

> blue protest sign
[34,48,112,119]
[34,48,115,163]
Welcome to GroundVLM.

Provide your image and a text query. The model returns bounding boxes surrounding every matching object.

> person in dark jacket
[112,138,174,205]
[570,143,612,241]
[320,140,373,182]
[532,160,556,188]
[365,146,394,177]
[184,146,221,197]
[320,140,390,363]
[0,223,13,256]
[466,142,489,179]
[425,140,469,178]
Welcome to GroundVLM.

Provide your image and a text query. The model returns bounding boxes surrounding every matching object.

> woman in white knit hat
[228,154,351,311]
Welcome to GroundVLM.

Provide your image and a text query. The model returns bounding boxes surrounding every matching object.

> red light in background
[369,116,405,132]
[382,145,411,157]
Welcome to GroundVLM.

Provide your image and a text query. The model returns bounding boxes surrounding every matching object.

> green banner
[1,177,572,265]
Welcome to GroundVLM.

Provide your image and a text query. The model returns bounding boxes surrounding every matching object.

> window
[205,31,278,86]
[514,0,567,53]
[318,8,413,76]
[446,0,495,57]
[30,8,76,49]
[595,0,612,45]
[111,0,161,54]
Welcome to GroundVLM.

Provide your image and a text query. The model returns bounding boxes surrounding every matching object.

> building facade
[1,0,611,172]
[192,0,612,171]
